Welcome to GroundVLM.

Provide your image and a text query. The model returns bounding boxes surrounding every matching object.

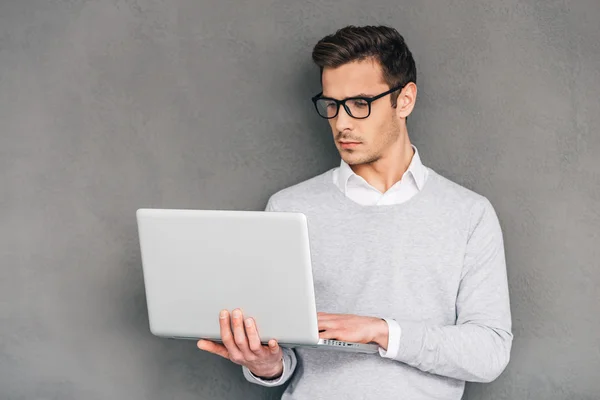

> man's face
[321,59,403,166]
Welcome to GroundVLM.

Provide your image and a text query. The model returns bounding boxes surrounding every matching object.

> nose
[334,105,354,133]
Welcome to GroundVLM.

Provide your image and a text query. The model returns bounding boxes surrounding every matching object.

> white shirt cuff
[378,318,401,359]
[245,353,286,386]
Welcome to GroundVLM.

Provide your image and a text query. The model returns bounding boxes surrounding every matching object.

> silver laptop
[136,208,379,354]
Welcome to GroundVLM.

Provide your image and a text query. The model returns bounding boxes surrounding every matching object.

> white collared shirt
[331,145,429,359]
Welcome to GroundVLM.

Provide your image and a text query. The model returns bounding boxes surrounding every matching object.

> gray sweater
[242,167,512,400]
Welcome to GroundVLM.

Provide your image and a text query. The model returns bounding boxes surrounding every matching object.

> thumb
[268,339,280,354]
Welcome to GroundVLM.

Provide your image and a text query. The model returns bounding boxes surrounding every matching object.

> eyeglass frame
[310,83,406,119]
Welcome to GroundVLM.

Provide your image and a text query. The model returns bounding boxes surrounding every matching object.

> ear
[395,82,417,119]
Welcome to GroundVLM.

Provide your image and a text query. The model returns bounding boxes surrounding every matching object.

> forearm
[391,320,512,383]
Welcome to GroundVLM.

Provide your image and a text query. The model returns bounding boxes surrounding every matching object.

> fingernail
[245,318,253,327]
[233,309,241,318]
[220,310,228,319]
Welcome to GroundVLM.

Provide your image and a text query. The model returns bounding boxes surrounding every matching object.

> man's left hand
[317,312,389,347]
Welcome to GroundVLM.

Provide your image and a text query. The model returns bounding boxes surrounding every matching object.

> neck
[350,131,414,194]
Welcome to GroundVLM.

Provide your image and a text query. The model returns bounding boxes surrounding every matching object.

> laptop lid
[136,208,320,346]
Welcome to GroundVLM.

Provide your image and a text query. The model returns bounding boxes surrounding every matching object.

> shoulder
[266,169,334,212]
[427,168,500,231]
[429,169,488,204]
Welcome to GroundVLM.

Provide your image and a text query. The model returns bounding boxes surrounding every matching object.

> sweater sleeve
[390,198,513,383]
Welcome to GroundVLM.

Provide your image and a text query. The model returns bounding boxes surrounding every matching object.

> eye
[350,99,368,108]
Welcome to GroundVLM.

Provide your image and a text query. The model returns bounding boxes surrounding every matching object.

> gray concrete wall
[1,0,599,399]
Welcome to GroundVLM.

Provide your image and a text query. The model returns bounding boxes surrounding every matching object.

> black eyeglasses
[311,83,405,119]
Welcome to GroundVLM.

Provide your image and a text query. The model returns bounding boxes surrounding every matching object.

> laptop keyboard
[322,339,356,347]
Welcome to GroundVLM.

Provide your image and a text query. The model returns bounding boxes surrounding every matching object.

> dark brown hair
[312,25,416,107]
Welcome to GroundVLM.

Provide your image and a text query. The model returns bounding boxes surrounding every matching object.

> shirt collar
[338,145,427,193]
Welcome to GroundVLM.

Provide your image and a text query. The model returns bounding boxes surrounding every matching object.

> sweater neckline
[322,167,439,214]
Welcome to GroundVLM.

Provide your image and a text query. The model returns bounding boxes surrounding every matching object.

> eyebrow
[322,93,374,99]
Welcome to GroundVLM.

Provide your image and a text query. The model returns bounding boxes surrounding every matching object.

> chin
[344,153,380,166]
[340,153,363,166]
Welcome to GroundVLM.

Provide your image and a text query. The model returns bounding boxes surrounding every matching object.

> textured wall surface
[1,0,599,399]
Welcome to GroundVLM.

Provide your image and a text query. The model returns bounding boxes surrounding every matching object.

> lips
[339,141,361,149]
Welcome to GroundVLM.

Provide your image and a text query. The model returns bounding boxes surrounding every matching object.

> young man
[198,25,512,399]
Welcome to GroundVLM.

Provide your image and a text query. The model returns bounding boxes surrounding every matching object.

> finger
[319,330,339,340]
[267,339,280,355]
[318,318,336,331]
[219,309,243,359]
[317,312,344,320]
[244,317,263,354]
[231,308,253,357]
[197,339,229,359]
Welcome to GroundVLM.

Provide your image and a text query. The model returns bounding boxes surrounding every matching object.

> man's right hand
[197,308,284,379]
